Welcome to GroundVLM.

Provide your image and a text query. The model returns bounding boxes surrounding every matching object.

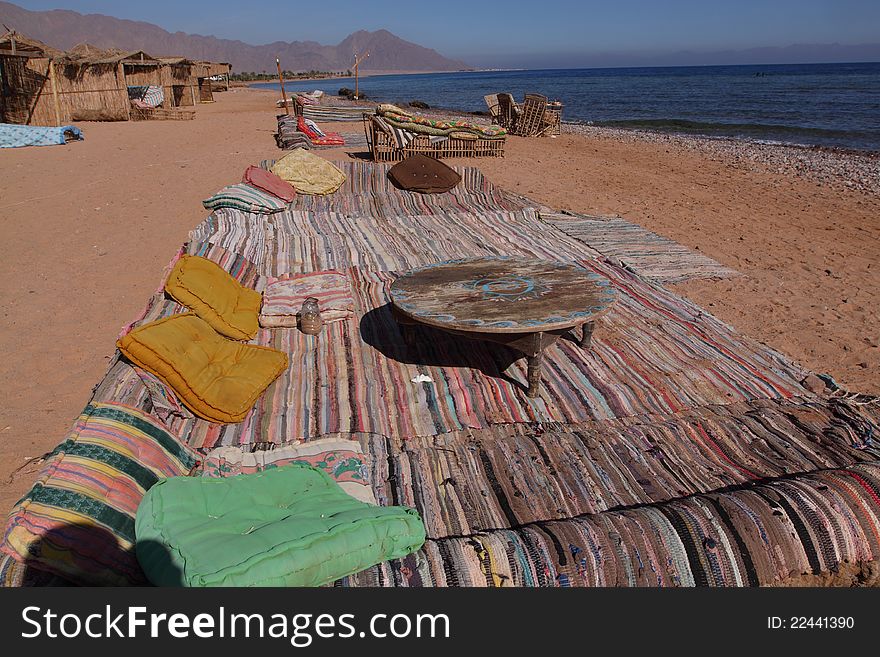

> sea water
[255,62,880,152]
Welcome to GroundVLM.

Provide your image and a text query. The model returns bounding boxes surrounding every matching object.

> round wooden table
[390,257,616,397]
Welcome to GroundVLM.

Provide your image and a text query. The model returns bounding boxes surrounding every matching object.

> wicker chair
[484,94,502,125]
[513,93,547,136]
[496,93,520,131]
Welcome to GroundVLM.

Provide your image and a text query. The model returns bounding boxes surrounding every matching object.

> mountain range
[0,1,468,72]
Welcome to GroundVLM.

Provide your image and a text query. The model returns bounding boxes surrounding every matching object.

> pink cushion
[242,165,296,203]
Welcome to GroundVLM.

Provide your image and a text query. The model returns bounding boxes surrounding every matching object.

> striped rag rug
[276,129,369,151]
[360,396,880,537]
[543,211,740,284]
[337,458,880,587]
[94,259,811,450]
[187,208,597,276]
[11,160,880,588]
[256,161,527,219]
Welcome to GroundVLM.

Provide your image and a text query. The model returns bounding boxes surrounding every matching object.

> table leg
[579,321,595,349]
[391,306,418,348]
[526,351,543,397]
[400,323,416,347]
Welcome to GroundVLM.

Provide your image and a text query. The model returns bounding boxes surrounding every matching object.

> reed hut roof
[0,30,61,58]
[157,56,194,65]
[63,42,115,62]
[47,43,159,66]
[90,49,160,65]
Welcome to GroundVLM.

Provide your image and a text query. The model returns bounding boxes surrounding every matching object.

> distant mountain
[0,1,468,72]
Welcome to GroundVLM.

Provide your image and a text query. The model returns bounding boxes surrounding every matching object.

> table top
[390,257,616,334]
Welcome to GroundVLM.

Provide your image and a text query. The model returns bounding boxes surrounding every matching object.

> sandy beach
[0,85,878,518]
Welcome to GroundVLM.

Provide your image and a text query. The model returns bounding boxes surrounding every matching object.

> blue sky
[15,0,880,66]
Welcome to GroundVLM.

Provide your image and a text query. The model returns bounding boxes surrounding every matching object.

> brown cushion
[387,154,461,194]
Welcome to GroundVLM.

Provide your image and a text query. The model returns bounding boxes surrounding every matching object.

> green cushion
[135,464,425,587]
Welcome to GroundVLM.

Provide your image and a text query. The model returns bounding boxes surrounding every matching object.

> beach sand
[0,86,877,515]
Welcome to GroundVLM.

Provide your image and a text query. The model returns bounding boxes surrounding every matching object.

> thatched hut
[0,31,68,125]
[53,45,134,122]
[158,57,197,106]
[1,30,230,125]
[190,61,231,103]
[0,34,151,124]
[114,51,161,87]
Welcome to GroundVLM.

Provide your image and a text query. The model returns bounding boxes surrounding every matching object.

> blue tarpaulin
[0,123,84,148]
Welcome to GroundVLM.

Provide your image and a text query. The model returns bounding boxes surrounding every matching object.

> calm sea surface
[255,62,880,152]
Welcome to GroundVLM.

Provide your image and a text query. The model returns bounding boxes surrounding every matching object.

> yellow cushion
[164,255,261,341]
[270,149,346,196]
[117,314,288,424]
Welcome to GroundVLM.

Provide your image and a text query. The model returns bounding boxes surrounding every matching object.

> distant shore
[242,69,464,85]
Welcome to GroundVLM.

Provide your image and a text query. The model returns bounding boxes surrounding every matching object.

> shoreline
[560,123,880,197]
[262,82,880,171]
[248,67,880,161]
[269,87,880,197]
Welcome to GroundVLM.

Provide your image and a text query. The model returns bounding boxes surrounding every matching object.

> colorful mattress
[275,114,368,151]
[300,104,370,122]
[376,105,506,139]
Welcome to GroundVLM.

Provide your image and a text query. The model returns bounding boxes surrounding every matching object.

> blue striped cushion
[202,183,288,214]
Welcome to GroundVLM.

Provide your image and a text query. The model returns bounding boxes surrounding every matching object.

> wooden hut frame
[158,57,197,107]
[205,62,231,91]
[0,31,62,125]
[113,51,163,102]
[363,114,505,162]
[192,61,231,102]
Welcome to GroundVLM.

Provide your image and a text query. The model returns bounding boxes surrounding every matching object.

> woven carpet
[99,259,810,450]
[543,212,739,284]
[188,208,597,276]
[361,397,880,538]
[276,130,369,152]
[8,161,880,588]
[337,457,880,586]
[256,161,527,219]
[336,132,369,150]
